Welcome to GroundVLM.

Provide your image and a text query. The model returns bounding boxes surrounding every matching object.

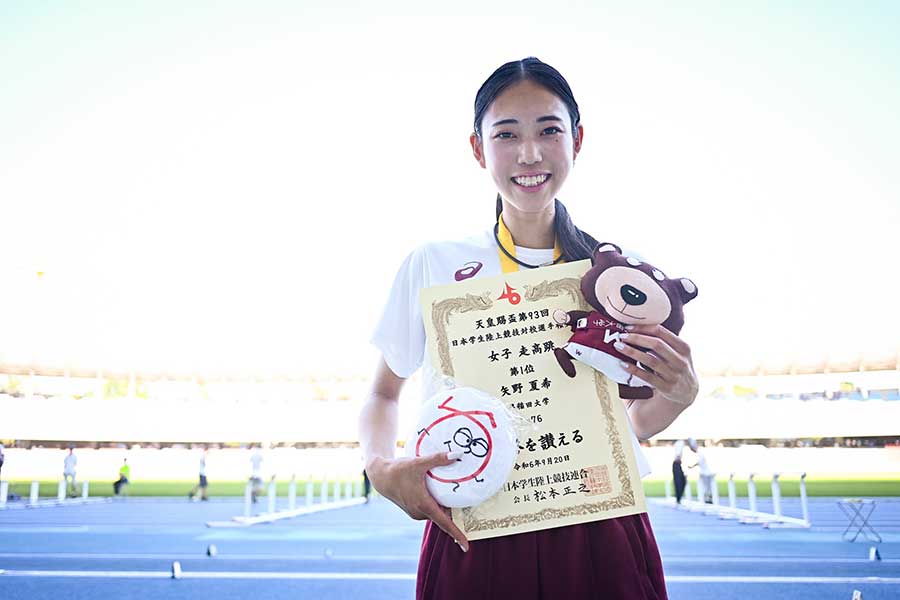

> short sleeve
[371,247,427,379]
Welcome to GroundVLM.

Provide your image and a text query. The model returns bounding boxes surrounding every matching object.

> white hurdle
[214,467,365,528]
[57,480,66,501]
[659,470,811,529]
[267,478,277,514]
[82,481,90,499]
[288,475,297,510]
[0,481,8,507]
[29,481,40,505]
[243,482,252,518]
[747,473,758,513]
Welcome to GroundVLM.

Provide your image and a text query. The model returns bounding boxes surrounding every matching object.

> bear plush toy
[553,243,698,400]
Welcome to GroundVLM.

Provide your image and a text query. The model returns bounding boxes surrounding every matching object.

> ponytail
[553,199,598,262]
[495,196,598,262]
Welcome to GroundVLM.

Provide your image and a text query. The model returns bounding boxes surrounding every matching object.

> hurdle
[209,470,366,527]
[657,471,811,528]
[0,480,109,510]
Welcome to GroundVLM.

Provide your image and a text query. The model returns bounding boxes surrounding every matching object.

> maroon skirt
[416,513,667,600]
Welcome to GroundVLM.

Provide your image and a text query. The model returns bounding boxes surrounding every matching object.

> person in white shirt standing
[63,447,78,498]
[249,446,264,503]
[688,437,714,503]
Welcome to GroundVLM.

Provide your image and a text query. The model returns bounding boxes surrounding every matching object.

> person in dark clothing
[672,440,687,503]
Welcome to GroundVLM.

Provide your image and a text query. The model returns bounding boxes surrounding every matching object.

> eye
[541,126,562,135]
[494,131,515,140]
[626,256,642,266]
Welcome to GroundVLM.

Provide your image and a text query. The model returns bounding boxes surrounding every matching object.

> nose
[517,140,542,165]
[620,284,647,306]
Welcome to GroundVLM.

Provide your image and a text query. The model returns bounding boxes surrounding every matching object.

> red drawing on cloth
[416,395,496,485]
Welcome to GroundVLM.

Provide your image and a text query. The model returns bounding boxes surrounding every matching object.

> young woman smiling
[359,57,699,600]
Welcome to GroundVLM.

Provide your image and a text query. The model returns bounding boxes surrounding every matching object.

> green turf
[6,476,898,498]
[5,479,360,498]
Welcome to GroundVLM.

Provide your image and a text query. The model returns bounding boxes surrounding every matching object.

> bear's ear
[591,242,622,265]
[677,278,698,304]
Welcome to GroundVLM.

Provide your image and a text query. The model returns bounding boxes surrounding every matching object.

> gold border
[430,277,636,533]
[431,292,494,377]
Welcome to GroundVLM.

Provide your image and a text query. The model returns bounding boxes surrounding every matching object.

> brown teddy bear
[553,243,698,400]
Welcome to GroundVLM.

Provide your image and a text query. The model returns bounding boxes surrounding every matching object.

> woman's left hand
[614,324,699,407]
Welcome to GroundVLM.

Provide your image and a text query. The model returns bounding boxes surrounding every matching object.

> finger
[618,331,680,366]
[614,341,677,382]
[415,451,462,472]
[625,324,691,357]
[620,359,669,390]
[422,497,470,551]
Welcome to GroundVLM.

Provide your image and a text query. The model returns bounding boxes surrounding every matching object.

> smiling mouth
[511,174,551,188]
[605,295,646,320]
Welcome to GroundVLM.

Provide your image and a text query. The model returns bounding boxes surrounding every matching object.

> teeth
[514,174,548,187]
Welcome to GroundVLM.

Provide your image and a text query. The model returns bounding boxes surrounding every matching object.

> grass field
[7,474,899,498]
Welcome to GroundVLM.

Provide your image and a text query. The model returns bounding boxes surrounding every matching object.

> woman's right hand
[367,452,470,552]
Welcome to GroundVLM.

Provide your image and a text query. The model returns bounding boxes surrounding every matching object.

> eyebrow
[490,115,565,128]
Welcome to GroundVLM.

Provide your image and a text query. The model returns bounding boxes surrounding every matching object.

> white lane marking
[0,570,415,580]
[0,553,896,564]
[2,571,900,584]
[667,576,900,584]
[0,552,418,561]
[0,526,89,533]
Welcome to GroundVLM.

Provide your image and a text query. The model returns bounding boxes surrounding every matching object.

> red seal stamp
[582,465,612,496]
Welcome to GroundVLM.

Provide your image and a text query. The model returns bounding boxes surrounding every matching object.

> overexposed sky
[1,1,898,376]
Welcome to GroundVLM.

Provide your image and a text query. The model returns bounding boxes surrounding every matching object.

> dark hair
[475,57,598,262]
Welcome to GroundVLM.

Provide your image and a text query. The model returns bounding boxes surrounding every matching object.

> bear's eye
[652,269,665,281]
[681,279,697,294]
[626,256,642,266]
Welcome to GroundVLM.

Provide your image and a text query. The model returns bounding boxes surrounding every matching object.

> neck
[499,199,556,249]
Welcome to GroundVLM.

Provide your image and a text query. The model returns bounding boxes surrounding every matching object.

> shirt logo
[454,261,483,281]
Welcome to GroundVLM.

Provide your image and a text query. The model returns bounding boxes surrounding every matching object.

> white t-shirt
[371,230,651,477]
[63,453,77,475]
[199,454,207,476]
[250,451,263,478]
[695,449,712,476]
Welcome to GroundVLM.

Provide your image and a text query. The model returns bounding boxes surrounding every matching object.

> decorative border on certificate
[429,277,636,533]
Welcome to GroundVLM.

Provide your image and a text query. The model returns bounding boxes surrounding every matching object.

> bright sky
[1,2,898,377]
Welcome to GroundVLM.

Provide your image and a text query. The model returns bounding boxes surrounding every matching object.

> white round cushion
[408,387,517,508]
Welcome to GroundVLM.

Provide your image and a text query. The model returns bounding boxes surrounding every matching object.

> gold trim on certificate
[421,261,646,540]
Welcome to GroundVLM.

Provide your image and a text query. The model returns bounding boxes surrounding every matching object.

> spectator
[687,438,714,503]
[249,446,264,503]
[189,448,209,501]
[114,458,130,496]
[672,440,687,504]
[63,448,78,497]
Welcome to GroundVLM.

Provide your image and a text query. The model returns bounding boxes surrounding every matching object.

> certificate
[420,261,647,540]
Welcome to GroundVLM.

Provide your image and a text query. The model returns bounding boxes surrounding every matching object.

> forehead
[484,79,569,125]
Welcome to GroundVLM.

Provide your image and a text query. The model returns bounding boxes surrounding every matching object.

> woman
[359,57,699,600]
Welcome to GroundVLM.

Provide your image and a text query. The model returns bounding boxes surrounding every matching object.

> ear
[470,133,486,169]
[590,242,622,265]
[573,124,584,159]
[677,278,698,304]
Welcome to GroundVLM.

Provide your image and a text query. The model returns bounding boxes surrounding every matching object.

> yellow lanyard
[495,214,564,274]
